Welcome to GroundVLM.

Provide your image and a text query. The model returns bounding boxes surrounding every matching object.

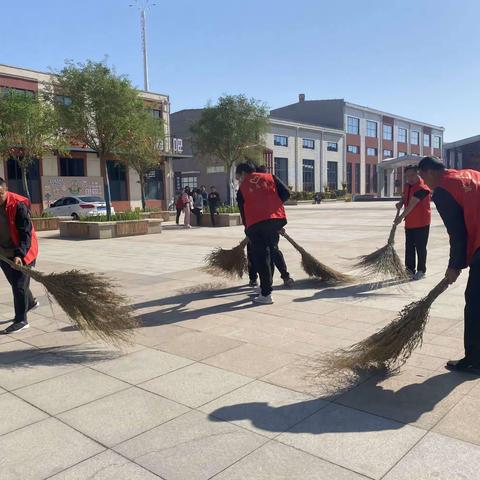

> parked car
[44,196,114,219]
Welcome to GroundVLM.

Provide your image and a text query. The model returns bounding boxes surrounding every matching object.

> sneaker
[28,300,40,312]
[446,358,480,375]
[1,321,29,334]
[413,271,426,281]
[253,294,274,305]
[283,277,295,288]
[248,280,258,288]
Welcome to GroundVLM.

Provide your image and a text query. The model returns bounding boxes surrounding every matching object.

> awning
[378,154,422,170]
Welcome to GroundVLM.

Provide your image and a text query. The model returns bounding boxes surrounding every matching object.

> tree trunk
[228,163,236,206]
[101,155,113,220]
[20,163,31,202]
[140,176,146,212]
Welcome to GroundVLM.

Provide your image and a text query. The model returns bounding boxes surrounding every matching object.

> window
[347,116,360,135]
[366,164,371,193]
[274,157,288,185]
[366,121,377,138]
[398,151,407,157]
[145,168,164,200]
[355,164,361,194]
[383,124,393,141]
[398,127,408,143]
[423,133,430,147]
[107,161,128,201]
[433,136,441,149]
[347,145,359,154]
[327,161,338,191]
[346,163,352,193]
[411,131,420,145]
[206,165,225,174]
[150,109,162,120]
[79,196,103,203]
[63,197,79,205]
[59,157,85,176]
[274,135,288,147]
[367,147,377,156]
[373,167,378,192]
[55,95,72,106]
[302,160,315,192]
[327,142,338,152]
[303,138,315,149]
[383,149,393,158]
[7,157,41,203]
[180,176,198,190]
[1,86,35,97]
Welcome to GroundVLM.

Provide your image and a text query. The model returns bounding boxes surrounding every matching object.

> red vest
[4,192,38,265]
[239,173,287,228]
[403,179,431,229]
[438,169,480,265]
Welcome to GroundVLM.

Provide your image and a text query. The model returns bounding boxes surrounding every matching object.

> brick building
[444,135,480,171]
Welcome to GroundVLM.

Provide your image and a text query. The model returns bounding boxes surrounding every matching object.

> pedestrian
[236,162,290,304]
[181,187,192,229]
[207,186,221,226]
[200,185,208,203]
[175,191,184,225]
[394,165,431,280]
[0,178,39,334]
[314,192,322,204]
[192,189,204,226]
[418,156,480,373]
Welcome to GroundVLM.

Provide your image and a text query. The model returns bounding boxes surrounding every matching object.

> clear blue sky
[2,0,479,141]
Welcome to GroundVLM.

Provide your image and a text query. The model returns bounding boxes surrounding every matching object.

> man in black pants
[236,162,290,304]
[207,186,221,226]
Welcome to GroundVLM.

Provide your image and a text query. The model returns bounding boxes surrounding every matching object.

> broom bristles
[314,278,449,376]
[204,237,248,278]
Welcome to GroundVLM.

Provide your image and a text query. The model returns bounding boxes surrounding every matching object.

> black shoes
[2,321,29,334]
[446,358,480,375]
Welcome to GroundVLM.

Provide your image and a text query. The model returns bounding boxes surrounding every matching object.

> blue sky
[2,0,479,141]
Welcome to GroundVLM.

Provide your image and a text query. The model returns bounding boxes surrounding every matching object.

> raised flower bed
[32,217,61,231]
[59,219,162,239]
[192,213,242,227]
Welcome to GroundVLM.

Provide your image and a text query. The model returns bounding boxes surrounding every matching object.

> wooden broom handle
[387,206,402,245]
[280,230,304,253]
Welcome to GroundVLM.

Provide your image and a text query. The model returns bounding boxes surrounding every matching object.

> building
[0,63,180,213]
[170,109,346,201]
[444,134,480,170]
[271,96,445,196]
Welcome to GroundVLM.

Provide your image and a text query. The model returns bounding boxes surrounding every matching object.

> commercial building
[0,63,181,214]
[444,135,480,170]
[271,96,445,196]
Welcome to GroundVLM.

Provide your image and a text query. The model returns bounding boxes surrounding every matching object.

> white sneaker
[414,271,426,280]
[253,294,274,305]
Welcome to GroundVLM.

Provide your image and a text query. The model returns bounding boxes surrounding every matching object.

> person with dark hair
[394,164,431,280]
[200,185,208,202]
[236,162,290,304]
[192,188,204,226]
[175,191,184,225]
[207,186,221,226]
[0,178,39,334]
[418,156,480,373]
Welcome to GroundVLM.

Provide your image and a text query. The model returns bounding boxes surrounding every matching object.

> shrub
[80,211,142,222]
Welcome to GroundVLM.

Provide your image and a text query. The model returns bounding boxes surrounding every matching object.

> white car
[45,196,115,219]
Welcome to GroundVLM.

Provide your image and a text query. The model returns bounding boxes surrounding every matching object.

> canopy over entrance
[377,154,422,197]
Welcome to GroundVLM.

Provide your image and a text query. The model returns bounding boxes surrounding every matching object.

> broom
[315,277,449,375]
[354,206,408,281]
[280,231,353,284]
[204,237,249,279]
[0,255,138,345]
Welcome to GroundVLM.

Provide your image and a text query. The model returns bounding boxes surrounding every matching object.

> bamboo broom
[0,255,138,345]
[315,278,449,375]
[280,231,353,284]
[204,237,249,279]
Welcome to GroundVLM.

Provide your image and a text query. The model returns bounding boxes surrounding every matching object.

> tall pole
[141,7,149,91]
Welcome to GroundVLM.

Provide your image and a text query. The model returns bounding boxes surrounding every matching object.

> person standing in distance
[207,186,221,226]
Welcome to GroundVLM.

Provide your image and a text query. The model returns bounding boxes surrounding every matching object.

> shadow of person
[207,371,476,434]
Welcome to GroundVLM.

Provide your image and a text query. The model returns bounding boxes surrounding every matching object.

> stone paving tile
[213,441,369,480]
[200,380,328,438]
[15,368,129,415]
[24,329,89,349]
[58,387,189,447]
[0,417,104,480]
[115,410,268,480]
[278,403,426,479]
[134,323,191,347]
[0,339,39,363]
[140,363,251,408]
[49,449,160,479]
[383,432,480,480]
[0,392,48,435]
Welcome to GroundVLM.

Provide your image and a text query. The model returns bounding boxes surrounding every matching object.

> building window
[179,176,198,190]
[346,163,352,193]
[366,164,371,193]
[206,165,225,174]
[327,142,338,152]
[383,124,393,141]
[411,131,420,145]
[55,95,72,106]
[366,121,377,138]
[423,134,430,147]
[274,135,288,147]
[107,161,128,201]
[347,145,359,154]
[355,164,361,194]
[302,160,315,192]
[433,136,441,149]
[303,138,315,149]
[274,157,288,185]
[145,168,164,200]
[1,86,35,97]
[373,167,378,192]
[398,151,407,157]
[347,116,360,135]
[383,149,393,158]
[150,109,162,120]
[398,127,408,143]
[367,147,377,156]
[6,158,41,203]
[59,157,85,176]
[327,161,338,191]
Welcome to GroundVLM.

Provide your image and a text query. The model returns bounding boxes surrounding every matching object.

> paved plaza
[1,202,479,479]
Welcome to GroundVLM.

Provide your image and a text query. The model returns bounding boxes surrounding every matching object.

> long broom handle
[387,206,402,245]
[426,277,450,302]
[280,230,305,254]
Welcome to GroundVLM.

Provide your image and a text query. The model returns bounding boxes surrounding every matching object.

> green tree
[52,60,145,219]
[0,90,67,201]
[191,94,269,203]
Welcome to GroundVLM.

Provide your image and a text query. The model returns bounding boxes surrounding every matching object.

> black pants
[247,242,290,283]
[209,206,218,226]
[192,208,202,226]
[465,250,480,362]
[405,226,429,274]
[0,259,36,323]
[175,208,182,224]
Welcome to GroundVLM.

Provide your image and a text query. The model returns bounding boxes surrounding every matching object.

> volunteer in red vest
[419,156,480,373]
[0,178,39,334]
[236,162,290,304]
[394,165,431,280]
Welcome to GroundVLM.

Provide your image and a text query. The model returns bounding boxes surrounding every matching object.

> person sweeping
[394,164,431,280]
[419,156,480,373]
[236,162,290,304]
